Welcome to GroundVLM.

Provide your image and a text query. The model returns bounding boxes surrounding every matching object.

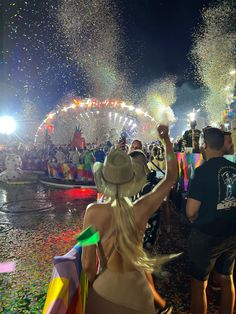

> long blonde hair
[110,196,161,272]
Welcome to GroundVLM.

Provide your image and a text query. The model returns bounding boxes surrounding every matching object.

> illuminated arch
[35,98,157,145]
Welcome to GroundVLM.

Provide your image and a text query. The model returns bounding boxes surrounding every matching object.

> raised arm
[135,125,178,223]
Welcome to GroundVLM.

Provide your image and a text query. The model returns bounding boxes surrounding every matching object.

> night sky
[0,0,213,119]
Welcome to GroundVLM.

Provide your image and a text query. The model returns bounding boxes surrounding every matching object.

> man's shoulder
[223,157,236,168]
[212,157,236,172]
[195,162,207,173]
[204,157,236,175]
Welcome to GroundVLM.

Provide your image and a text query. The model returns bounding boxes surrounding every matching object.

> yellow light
[188,112,196,121]
[229,69,236,75]
[211,122,218,127]
[48,113,56,118]
[136,108,143,114]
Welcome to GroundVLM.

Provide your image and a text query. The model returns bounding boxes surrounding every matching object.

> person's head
[129,149,149,175]
[149,144,154,153]
[129,139,142,153]
[151,146,159,157]
[203,127,224,158]
[190,120,197,130]
[93,149,157,271]
[93,149,147,198]
[222,131,234,155]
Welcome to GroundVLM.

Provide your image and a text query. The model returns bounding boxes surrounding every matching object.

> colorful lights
[35,98,156,143]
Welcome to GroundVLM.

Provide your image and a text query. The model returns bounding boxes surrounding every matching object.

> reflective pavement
[0,183,97,313]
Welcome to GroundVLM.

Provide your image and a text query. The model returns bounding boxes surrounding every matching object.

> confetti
[57,0,131,100]
[190,1,236,122]
[141,76,177,125]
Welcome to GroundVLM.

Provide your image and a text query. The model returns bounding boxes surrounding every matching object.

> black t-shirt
[188,157,236,236]
[183,129,201,149]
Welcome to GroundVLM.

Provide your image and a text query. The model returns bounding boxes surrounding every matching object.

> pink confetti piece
[0,262,16,273]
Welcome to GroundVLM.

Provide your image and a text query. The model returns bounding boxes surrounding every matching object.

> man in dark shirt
[186,127,236,314]
[182,120,201,153]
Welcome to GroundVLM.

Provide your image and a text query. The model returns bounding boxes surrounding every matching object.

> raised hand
[157,125,170,141]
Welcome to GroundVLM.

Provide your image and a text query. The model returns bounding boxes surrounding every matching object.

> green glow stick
[76,226,100,247]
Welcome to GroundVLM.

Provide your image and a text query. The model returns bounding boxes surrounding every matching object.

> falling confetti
[190,1,236,122]
[57,0,132,100]
[1,0,91,111]
[142,76,177,125]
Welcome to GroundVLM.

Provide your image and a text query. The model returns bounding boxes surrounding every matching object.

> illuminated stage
[35,98,157,145]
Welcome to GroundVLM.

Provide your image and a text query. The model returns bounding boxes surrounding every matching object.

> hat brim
[93,160,147,198]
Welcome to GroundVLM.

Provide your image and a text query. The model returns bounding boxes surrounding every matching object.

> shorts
[187,228,236,281]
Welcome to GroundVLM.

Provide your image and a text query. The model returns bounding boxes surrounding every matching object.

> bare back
[84,200,147,273]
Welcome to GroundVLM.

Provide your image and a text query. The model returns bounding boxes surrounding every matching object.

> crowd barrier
[47,154,236,189]
[47,162,94,183]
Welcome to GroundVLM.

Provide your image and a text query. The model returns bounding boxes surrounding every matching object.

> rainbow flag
[43,227,99,314]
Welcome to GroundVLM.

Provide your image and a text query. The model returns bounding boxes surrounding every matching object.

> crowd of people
[0,138,167,175]
[81,125,235,314]
[0,122,235,313]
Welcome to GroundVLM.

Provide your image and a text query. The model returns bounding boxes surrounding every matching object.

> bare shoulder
[86,202,100,211]
[85,202,110,221]
[84,202,111,234]
[85,203,101,219]
[83,203,100,229]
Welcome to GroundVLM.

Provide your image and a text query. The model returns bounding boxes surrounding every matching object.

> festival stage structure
[35,98,157,145]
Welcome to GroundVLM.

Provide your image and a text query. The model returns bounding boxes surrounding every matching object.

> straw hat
[93,149,147,197]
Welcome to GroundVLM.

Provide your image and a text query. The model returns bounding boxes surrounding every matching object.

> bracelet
[166,153,175,162]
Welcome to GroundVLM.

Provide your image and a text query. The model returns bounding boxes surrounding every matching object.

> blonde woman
[82,125,177,314]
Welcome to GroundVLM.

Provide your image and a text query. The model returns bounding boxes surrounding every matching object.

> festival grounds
[0,182,230,313]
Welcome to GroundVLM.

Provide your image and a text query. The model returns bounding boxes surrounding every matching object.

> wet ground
[0,184,234,313]
[0,183,97,313]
